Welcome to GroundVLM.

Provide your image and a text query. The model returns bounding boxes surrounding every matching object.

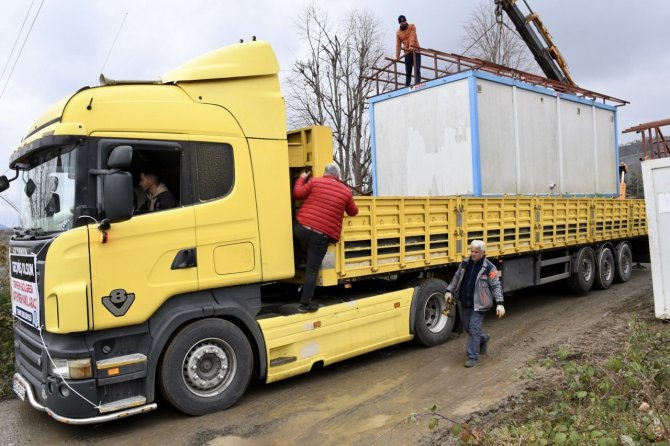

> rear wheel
[160,318,253,416]
[613,241,633,283]
[594,246,615,290]
[412,278,455,346]
[567,246,596,293]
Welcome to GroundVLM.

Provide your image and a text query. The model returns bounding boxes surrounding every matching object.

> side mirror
[0,168,20,193]
[108,145,133,169]
[24,179,36,198]
[0,176,9,193]
[103,171,134,222]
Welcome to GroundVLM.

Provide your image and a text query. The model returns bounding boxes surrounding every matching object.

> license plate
[13,377,26,401]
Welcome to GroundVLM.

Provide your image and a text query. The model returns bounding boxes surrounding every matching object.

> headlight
[50,358,92,379]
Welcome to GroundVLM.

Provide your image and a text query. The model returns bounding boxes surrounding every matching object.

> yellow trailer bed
[318,196,647,286]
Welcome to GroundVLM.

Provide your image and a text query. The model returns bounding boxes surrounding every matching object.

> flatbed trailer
[321,195,647,290]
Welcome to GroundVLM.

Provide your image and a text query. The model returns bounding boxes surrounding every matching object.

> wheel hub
[183,340,235,396]
[424,292,451,333]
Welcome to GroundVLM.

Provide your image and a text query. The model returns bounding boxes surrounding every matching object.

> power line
[0,194,19,213]
[0,0,36,87]
[0,0,46,102]
[100,12,128,75]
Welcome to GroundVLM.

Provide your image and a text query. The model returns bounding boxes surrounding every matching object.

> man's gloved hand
[496,305,505,318]
[445,292,454,305]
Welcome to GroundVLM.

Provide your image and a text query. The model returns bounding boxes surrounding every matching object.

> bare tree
[285,4,385,193]
[461,1,538,73]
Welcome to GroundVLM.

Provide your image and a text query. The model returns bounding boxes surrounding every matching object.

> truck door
[190,137,262,290]
[88,138,198,330]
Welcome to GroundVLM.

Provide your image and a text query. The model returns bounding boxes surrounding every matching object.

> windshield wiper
[13,227,47,238]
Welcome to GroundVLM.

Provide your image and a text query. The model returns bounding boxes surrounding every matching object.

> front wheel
[412,278,455,346]
[160,318,253,416]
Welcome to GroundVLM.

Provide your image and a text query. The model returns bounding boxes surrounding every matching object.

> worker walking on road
[446,240,505,367]
[293,162,358,313]
[395,14,421,87]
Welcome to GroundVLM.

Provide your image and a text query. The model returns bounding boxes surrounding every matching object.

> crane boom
[495,0,576,86]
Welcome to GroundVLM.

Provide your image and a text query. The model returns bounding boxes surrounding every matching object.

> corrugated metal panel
[372,79,473,196]
[477,80,518,194]
[560,100,597,193]
[517,88,560,194]
[594,108,618,194]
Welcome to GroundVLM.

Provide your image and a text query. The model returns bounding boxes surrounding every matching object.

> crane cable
[0,0,46,103]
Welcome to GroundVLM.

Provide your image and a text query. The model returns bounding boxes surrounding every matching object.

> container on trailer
[370,71,619,197]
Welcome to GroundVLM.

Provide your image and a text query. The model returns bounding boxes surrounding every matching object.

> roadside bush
[0,241,13,400]
[445,319,670,445]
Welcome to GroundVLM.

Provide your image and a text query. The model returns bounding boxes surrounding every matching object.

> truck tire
[412,278,455,346]
[567,246,596,293]
[613,241,633,283]
[593,246,615,290]
[160,318,253,416]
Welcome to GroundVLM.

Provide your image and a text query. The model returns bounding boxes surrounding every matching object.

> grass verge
[439,318,670,445]
[0,241,12,400]
[0,289,12,400]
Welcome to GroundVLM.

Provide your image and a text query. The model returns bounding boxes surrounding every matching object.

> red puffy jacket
[293,175,358,242]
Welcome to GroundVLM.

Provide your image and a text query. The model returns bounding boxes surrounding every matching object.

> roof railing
[365,46,628,107]
[623,119,670,160]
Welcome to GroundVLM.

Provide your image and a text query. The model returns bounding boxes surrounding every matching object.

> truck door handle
[171,248,197,270]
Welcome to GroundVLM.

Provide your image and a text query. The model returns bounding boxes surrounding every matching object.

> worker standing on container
[293,163,358,313]
[446,240,505,367]
[395,14,421,87]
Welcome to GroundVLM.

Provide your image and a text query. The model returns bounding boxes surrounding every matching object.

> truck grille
[14,321,47,383]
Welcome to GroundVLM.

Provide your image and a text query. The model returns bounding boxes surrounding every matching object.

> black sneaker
[465,359,477,368]
[297,303,319,313]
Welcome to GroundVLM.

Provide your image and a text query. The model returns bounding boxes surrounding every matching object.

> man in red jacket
[293,162,359,312]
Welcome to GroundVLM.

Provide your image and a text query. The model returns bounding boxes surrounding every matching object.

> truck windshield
[18,145,78,233]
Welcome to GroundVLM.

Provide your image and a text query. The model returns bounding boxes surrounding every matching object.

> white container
[370,70,619,197]
[641,157,670,320]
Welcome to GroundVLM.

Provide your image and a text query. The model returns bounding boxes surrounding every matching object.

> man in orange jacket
[395,14,421,86]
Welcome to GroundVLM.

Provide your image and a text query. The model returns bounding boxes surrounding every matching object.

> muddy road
[0,267,654,446]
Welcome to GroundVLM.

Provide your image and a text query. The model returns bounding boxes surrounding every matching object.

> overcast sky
[0,0,668,226]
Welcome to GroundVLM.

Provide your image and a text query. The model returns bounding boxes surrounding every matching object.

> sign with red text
[10,254,40,329]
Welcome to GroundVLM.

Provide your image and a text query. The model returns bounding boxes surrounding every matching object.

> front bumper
[13,373,157,424]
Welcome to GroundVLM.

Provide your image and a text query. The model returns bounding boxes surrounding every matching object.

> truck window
[194,142,234,201]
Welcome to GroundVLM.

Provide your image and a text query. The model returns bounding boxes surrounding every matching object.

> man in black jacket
[446,240,505,367]
[138,168,177,212]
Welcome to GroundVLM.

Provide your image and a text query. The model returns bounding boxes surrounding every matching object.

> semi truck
[4,40,647,424]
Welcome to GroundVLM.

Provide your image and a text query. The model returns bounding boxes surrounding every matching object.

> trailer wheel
[160,318,252,416]
[568,246,596,293]
[412,278,455,346]
[593,246,615,290]
[613,241,633,283]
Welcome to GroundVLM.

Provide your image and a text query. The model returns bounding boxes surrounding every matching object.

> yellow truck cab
[6,41,447,424]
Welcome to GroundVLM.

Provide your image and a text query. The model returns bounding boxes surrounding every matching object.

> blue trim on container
[468,73,482,196]
[471,70,617,112]
[368,71,472,105]
[614,108,620,197]
[370,99,378,196]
